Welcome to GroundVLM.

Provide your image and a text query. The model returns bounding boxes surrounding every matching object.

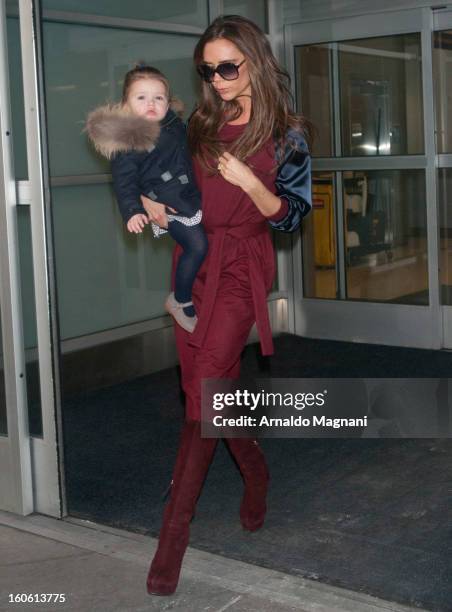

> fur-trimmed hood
[85,97,185,159]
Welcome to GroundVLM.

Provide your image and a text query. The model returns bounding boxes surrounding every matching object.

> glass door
[286,8,442,349]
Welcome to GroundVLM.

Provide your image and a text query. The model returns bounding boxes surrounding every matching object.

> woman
[141,15,312,596]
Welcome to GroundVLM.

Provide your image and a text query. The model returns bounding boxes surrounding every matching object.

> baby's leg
[168,221,208,317]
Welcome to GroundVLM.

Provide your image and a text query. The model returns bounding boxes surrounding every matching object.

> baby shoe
[165,292,198,333]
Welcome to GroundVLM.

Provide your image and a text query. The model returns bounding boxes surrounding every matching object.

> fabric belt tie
[188,222,274,356]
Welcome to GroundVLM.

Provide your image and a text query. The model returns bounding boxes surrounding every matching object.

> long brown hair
[188,15,313,173]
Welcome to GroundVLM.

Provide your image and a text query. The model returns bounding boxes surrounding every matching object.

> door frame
[434,7,452,348]
[0,0,33,515]
[16,0,63,517]
[285,7,443,349]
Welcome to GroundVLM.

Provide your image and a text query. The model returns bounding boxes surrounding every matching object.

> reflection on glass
[42,0,209,28]
[303,172,337,299]
[0,304,7,434]
[437,169,452,304]
[344,170,427,304]
[339,34,424,156]
[43,22,198,176]
[295,44,332,157]
[433,31,452,153]
[223,0,268,33]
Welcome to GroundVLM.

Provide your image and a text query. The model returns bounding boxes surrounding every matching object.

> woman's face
[202,38,251,102]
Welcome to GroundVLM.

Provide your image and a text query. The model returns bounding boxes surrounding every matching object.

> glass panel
[339,34,424,156]
[51,183,171,338]
[222,0,268,33]
[303,172,337,299]
[43,22,198,177]
[42,0,208,29]
[6,16,27,179]
[17,208,43,436]
[344,169,427,304]
[0,303,7,435]
[295,44,333,157]
[433,31,452,154]
[43,22,198,332]
[437,169,452,305]
[40,19,208,522]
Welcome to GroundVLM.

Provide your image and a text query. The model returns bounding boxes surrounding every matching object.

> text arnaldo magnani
[210,388,368,429]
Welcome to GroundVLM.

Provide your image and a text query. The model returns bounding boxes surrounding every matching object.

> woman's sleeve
[110,152,147,224]
[268,130,312,232]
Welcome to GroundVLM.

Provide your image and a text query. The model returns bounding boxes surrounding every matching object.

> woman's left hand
[219,152,283,218]
[218,152,257,193]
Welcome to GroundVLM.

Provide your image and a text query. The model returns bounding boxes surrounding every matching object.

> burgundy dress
[171,122,287,421]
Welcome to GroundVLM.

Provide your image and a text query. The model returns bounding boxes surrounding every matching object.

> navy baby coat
[86,104,201,224]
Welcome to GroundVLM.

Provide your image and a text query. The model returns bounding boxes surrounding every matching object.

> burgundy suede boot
[225,438,270,531]
[146,420,218,596]
[160,420,194,502]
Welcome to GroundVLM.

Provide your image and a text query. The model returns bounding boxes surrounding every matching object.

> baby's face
[126,78,169,121]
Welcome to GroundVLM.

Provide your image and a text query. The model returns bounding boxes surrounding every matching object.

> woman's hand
[127,213,149,234]
[218,152,283,218]
[140,195,177,229]
[217,152,258,192]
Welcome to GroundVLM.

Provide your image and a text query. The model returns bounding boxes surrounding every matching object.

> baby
[86,64,207,332]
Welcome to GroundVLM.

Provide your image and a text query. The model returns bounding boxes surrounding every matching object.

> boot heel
[147,523,189,595]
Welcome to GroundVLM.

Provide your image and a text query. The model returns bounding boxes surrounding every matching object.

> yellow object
[312,181,335,266]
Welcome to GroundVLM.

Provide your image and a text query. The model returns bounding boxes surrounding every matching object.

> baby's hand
[127,213,149,234]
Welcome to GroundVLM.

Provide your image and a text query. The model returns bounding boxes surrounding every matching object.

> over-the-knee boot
[160,420,194,502]
[147,420,218,596]
[225,438,269,531]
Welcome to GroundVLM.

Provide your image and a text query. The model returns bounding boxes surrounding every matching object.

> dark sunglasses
[196,59,246,83]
